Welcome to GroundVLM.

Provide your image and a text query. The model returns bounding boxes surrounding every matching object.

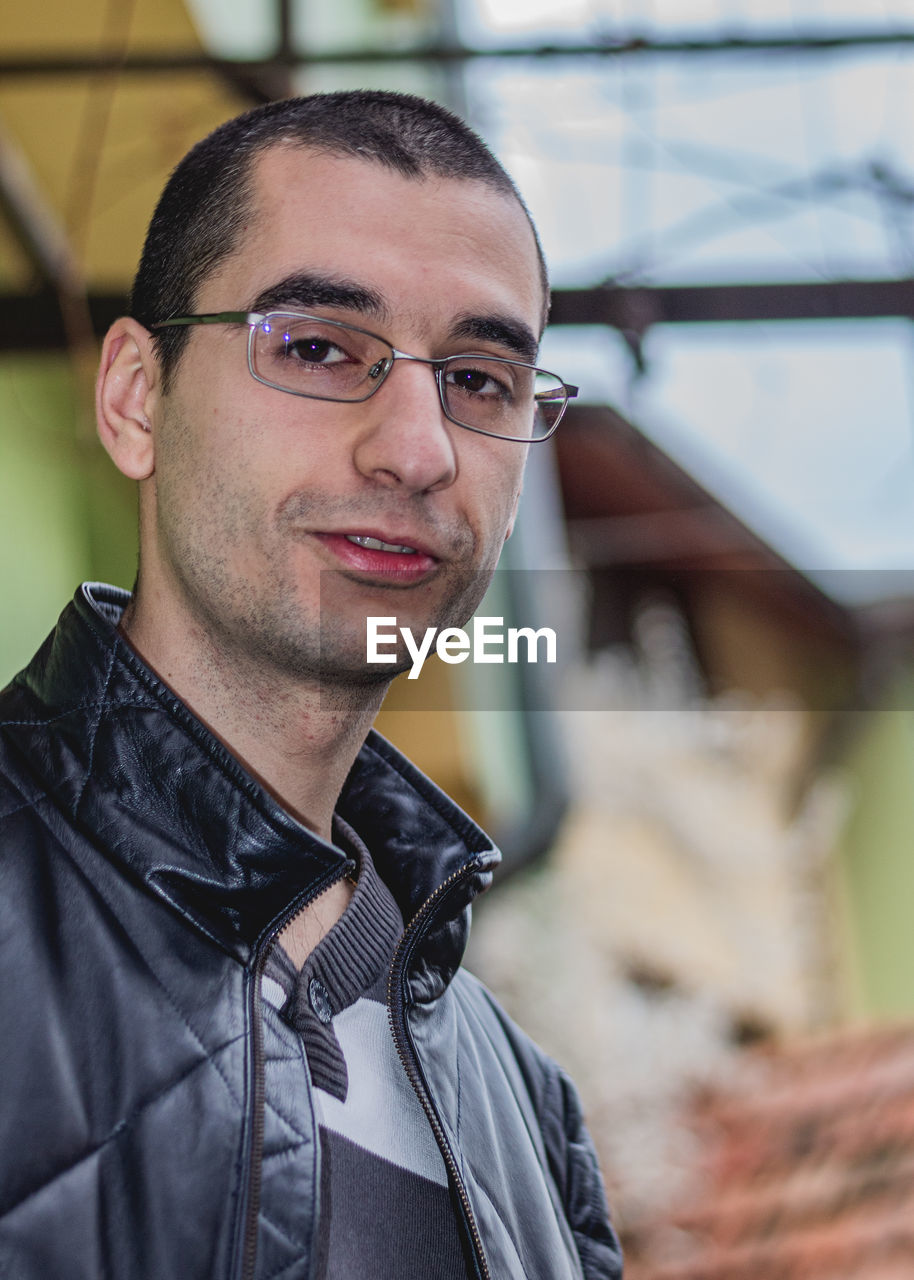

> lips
[312,531,439,580]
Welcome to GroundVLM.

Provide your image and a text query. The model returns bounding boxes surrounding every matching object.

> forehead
[199,144,547,339]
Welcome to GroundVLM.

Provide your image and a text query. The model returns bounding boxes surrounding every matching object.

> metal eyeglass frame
[151,310,578,443]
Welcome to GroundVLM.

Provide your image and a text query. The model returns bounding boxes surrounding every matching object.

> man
[0,91,621,1278]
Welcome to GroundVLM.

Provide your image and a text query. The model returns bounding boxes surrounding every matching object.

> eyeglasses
[151,310,577,443]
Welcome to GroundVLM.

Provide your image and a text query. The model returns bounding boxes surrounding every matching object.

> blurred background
[4,1,914,1274]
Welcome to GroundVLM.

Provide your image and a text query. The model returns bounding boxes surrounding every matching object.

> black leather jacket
[0,583,622,1279]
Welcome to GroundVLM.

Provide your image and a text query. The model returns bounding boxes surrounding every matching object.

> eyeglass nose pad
[368,357,392,381]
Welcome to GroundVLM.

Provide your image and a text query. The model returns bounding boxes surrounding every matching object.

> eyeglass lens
[250,313,565,439]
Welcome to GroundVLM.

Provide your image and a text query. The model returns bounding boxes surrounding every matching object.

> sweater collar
[11,583,499,963]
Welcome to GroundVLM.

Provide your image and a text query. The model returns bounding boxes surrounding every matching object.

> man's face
[141,144,546,688]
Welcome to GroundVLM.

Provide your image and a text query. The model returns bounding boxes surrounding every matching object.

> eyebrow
[449,313,539,364]
[248,273,539,364]
[249,272,390,323]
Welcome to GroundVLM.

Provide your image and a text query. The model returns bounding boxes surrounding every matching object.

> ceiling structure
[0,0,251,352]
[4,4,914,351]
[6,1,914,590]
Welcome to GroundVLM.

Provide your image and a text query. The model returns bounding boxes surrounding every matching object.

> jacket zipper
[386,860,492,1280]
[238,862,354,1280]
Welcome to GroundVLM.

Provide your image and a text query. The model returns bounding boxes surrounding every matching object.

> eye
[280,333,349,365]
[251,314,387,395]
[445,361,514,401]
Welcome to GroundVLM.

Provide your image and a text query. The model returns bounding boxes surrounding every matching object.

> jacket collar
[10,583,500,964]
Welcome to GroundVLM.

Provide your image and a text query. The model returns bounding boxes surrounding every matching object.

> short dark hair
[130,90,549,389]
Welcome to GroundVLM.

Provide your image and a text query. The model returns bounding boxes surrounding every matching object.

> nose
[352,358,458,494]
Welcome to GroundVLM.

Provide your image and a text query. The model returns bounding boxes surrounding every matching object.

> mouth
[313,530,440,581]
[345,534,419,556]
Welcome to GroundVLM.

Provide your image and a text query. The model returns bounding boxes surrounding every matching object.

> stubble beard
[160,477,492,701]
[316,560,498,688]
[275,488,493,692]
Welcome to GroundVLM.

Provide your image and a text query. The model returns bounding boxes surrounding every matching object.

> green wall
[0,353,137,684]
[836,681,914,1019]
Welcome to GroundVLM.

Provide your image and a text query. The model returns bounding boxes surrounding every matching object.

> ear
[96,317,159,480]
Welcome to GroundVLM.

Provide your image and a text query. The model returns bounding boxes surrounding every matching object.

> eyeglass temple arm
[537,383,578,398]
[151,311,262,329]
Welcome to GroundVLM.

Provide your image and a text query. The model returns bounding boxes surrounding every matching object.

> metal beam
[549,278,914,332]
[0,123,99,373]
[0,29,913,77]
[4,278,914,351]
[0,292,123,351]
[0,124,84,297]
[212,61,293,105]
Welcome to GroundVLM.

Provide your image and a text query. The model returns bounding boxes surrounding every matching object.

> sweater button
[309,978,333,1024]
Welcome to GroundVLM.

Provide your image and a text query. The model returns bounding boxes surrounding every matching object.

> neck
[119,597,387,842]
